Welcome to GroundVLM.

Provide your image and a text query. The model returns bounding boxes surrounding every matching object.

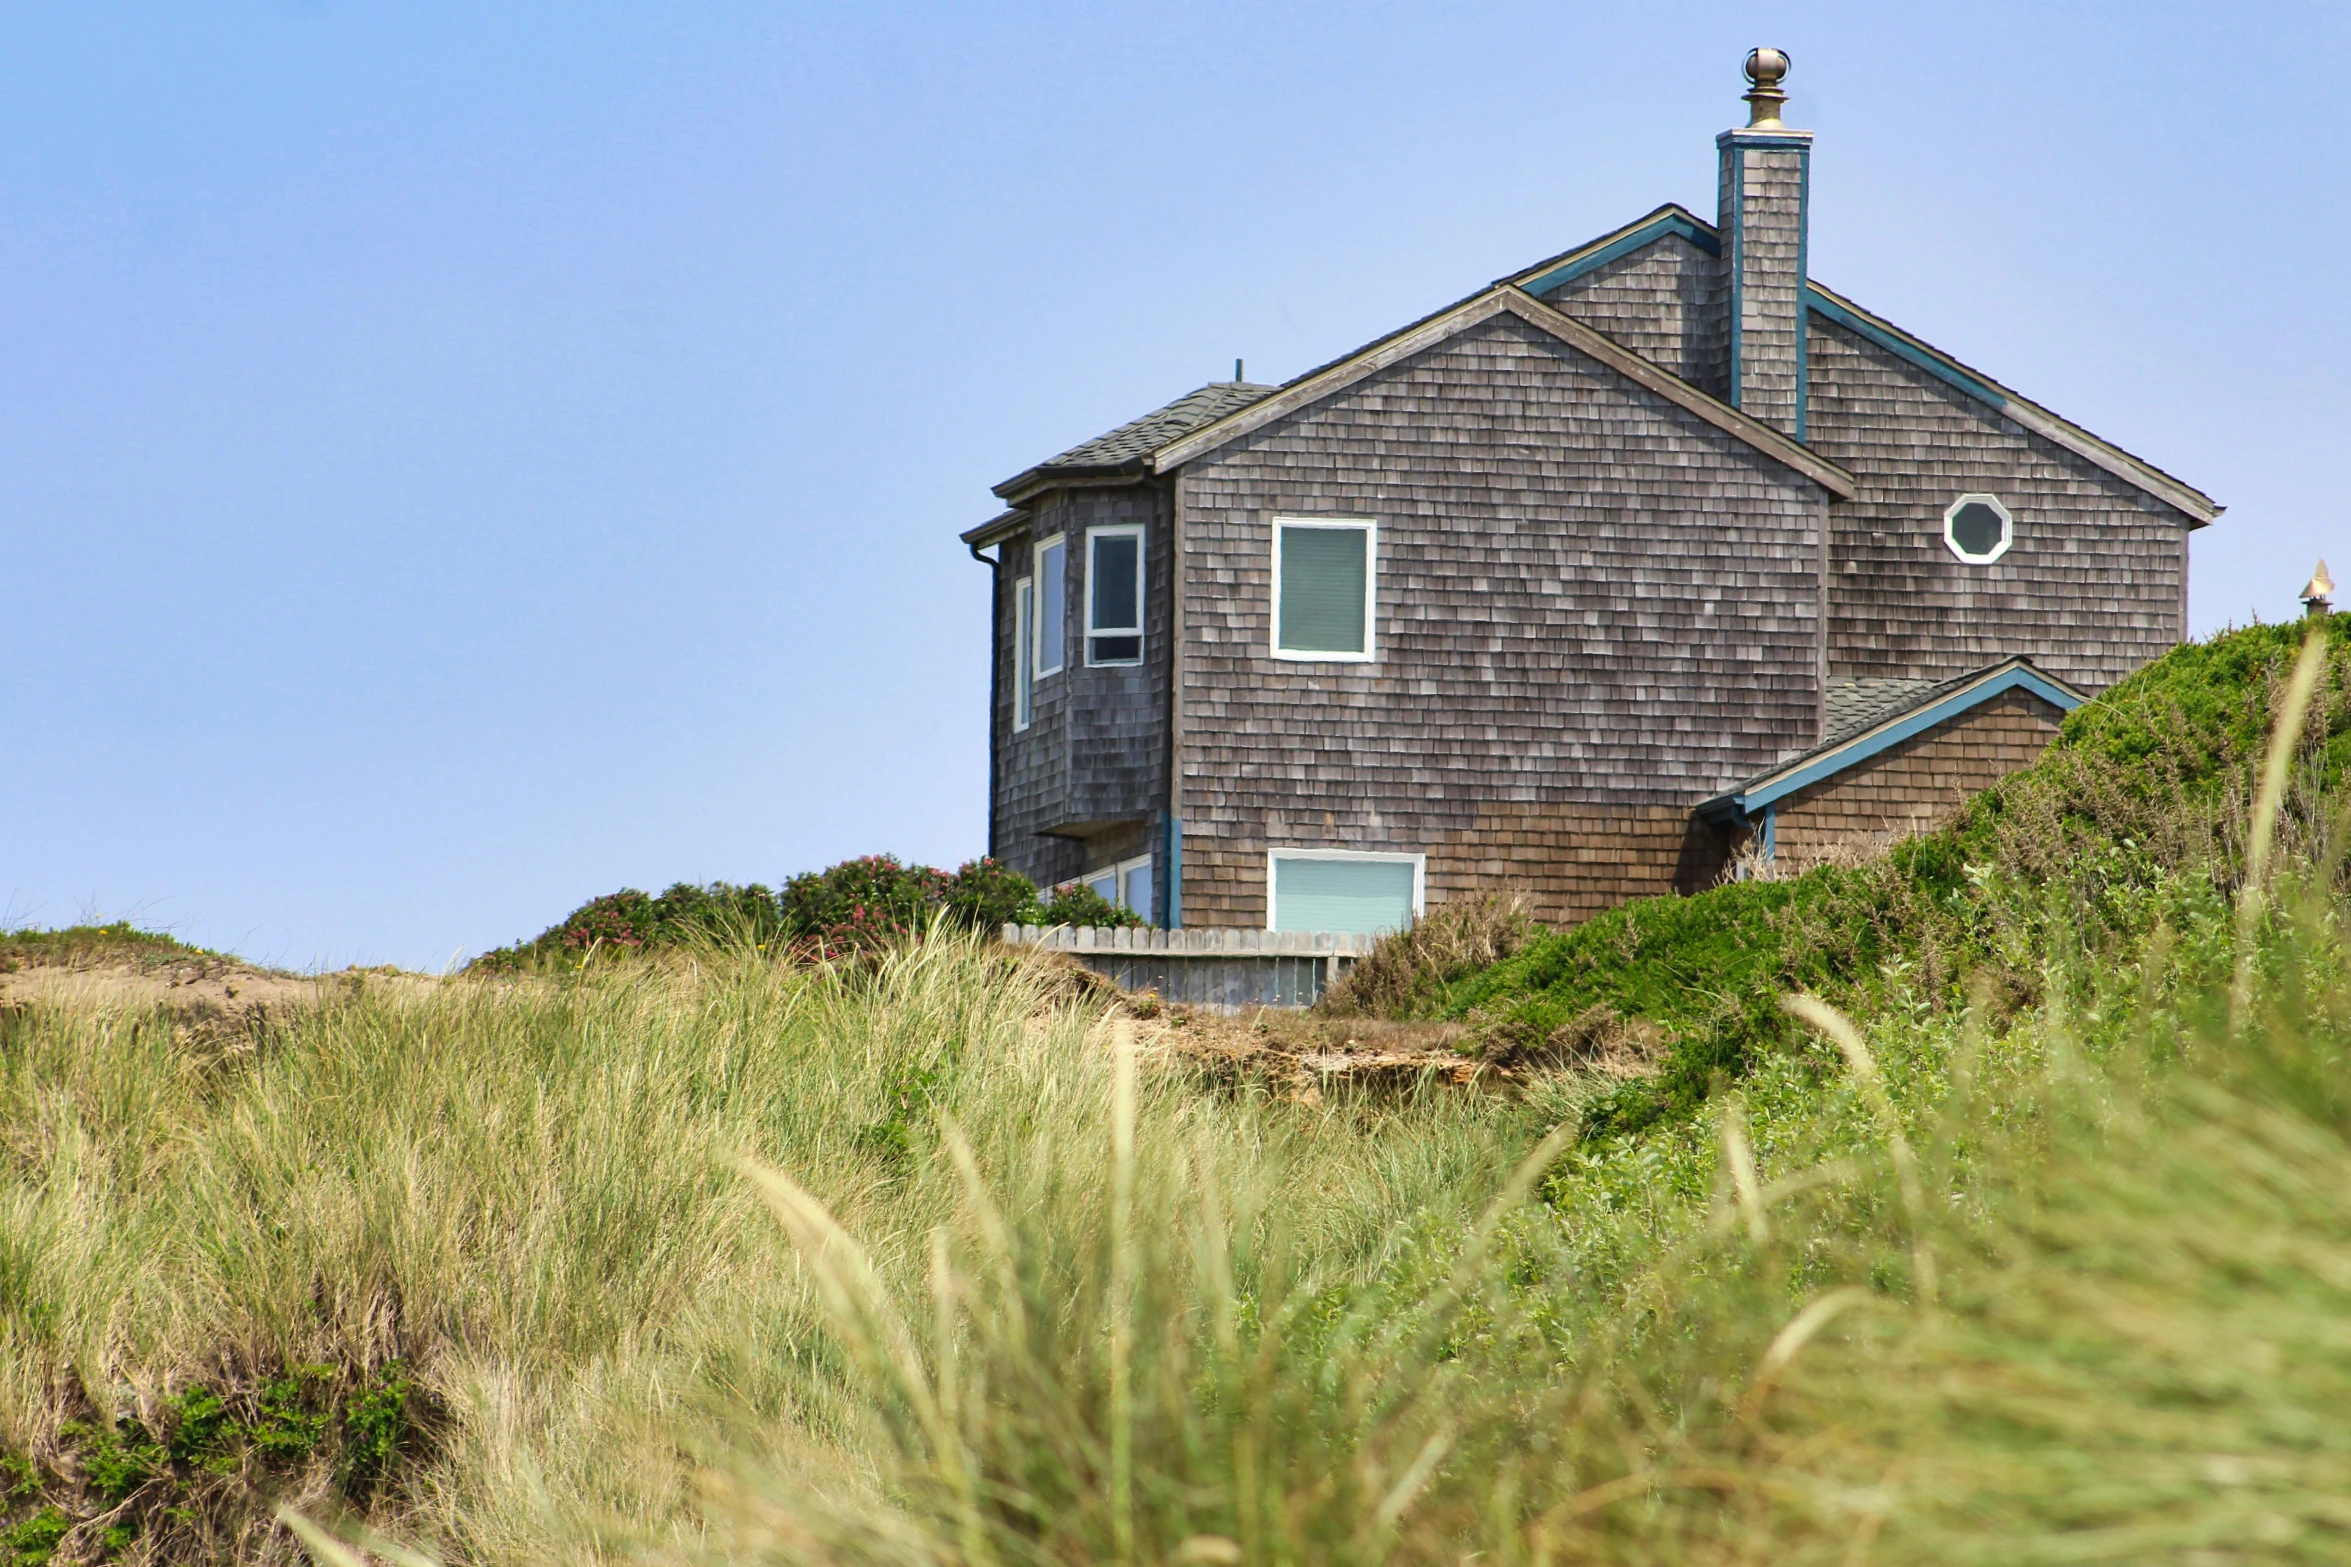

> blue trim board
[1162,813,1183,929]
[1727,665,2082,816]
[1514,212,1720,298]
[1805,289,2009,410]
[1793,147,1810,444]
[1725,144,1743,410]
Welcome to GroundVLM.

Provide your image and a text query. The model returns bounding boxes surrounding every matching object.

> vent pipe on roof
[1743,47,1791,127]
[2302,559,2334,618]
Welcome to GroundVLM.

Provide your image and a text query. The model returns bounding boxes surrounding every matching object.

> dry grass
[1318,893,1538,1019]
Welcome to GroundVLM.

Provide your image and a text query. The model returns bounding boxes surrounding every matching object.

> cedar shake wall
[1540,234,1728,399]
[1173,309,1829,929]
[1806,317,2193,692]
[1771,687,2064,871]
[991,483,1173,889]
[1720,133,1809,437]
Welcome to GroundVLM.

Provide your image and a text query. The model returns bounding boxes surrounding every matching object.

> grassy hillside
[1342,617,2351,1139]
[3,620,2349,1565]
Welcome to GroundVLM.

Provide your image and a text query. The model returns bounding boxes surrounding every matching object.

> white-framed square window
[1033,533,1066,678]
[1012,575,1034,732]
[1265,848,1422,934]
[1086,524,1145,667]
[1271,516,1376,661]
[1070,853,1154,923]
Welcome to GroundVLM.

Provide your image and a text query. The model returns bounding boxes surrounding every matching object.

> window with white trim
[1267,849,1421,934]
[1034,534,1066,677]
[1272,517,1376,660]
[1012,576,1034,731]
[1943,494,2013,564]
[1086,525,1144,666]
[1073,854,1153,923]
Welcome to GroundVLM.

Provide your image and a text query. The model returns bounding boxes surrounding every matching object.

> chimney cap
[1743,47,1792,128]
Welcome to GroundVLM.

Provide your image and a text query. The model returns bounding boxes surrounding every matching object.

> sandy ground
[1125,1004,1498,1099]
[0,947,434,1034]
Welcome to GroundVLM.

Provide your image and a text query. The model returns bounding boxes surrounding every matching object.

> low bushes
[472,856,1141,971]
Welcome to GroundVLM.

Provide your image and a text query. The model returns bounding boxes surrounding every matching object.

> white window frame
[1033,533,1066,678]
[1012,575,1034,732]
[1942,493,2014,565]
[1264,847,1424,933]
[1068,853,1153,913]
[1084,524,1146,668]
[1270,516,1378,663]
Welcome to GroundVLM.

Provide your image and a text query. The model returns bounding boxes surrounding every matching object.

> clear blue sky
[5,2,2344,969]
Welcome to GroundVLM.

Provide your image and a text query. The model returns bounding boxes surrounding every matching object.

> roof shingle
[993,382,1275,499]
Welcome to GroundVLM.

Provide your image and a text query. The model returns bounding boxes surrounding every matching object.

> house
[961,51,2219,937]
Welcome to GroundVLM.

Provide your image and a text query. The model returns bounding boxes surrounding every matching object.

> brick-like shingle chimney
[1718,48,1811,440]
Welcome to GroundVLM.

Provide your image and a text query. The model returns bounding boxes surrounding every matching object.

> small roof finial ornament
[2302,559,2334,618]
[1743,47,1792,128]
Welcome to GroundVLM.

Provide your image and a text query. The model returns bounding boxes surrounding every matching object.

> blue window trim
[1514,212,1721,299]
[1724,665,2082,817]
[1805,289,2009,411]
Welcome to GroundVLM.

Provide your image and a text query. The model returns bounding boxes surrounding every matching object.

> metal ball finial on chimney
[1743,47,1792,128]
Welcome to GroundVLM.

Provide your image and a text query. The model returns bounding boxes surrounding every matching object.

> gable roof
[1699,656,2086,822]
[1504,202,1721,295]
[1800,282,2220,524]
[982,202,2217,523]
[994,381,1275,502]
[1502,204,2220,525]
[1152,285,1857,495]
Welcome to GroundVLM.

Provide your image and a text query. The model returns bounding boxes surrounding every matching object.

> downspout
[1163,470,1185,928]
[968,534,1001,860]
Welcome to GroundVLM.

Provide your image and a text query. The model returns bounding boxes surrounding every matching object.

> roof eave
[990,457,1154,505]
[961,508,1029,550]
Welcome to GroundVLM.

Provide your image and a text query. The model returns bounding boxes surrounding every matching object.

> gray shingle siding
[1539,233,1728,398]
[1172,309,1829,927]
[1805,316,2192,692]
[990,483,1173,888]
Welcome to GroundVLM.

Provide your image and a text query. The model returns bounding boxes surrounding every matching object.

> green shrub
[471,881,786,970]
[474,855,1153,969]
[1038,881,1145,929]
[941,856,1048,931]
[338,1363,412,1502]
[780,855,955,951]
[4,1507,69,1567]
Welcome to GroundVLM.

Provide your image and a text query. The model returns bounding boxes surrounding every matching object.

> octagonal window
[1943,493,2013,564]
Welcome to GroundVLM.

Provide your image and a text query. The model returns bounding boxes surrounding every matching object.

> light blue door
[1271,856,1416,934]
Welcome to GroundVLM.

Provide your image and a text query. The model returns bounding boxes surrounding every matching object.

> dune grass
[7,627,2351,1564]
[5,871,2348,1565]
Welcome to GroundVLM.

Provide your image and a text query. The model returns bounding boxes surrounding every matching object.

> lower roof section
[1700,656,2084,822]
